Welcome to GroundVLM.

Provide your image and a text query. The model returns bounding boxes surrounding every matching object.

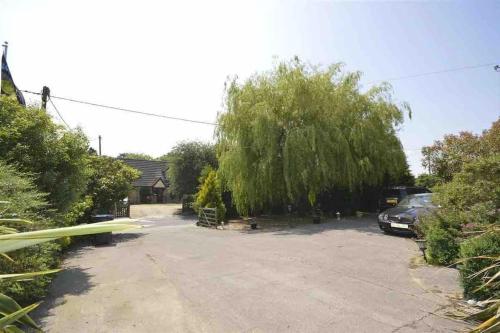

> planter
[312,215,321,224]
[248,218,257,230]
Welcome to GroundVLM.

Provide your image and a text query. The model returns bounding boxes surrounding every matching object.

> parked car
[378,193,437,234]
[378,186,431,212]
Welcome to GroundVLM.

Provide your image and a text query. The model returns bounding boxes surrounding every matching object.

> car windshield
[397,194,435,208]
[381,189,401,198]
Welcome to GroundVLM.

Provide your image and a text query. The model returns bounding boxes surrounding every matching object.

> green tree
[162,141,217,198]
[117,152,155,160]
[421,118,499,182]
[86,156,140,213]
[194,167,226,221]
[217,58,410,215]
[0,97,90,213]
[415,173,441,189]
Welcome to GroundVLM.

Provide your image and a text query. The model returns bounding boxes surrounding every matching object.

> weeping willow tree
[217,58,410,215]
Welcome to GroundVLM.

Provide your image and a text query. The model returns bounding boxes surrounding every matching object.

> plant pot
[312,216,321,224]
[250,222,257,230]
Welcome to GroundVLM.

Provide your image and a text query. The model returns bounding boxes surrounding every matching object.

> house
[120,159,168,204]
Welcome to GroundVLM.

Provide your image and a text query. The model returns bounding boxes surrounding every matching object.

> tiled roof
[120,159,168,187]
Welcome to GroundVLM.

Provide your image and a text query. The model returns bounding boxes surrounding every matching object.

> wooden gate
[197,207,222,229]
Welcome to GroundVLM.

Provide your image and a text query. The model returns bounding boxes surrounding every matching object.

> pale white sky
[1,0,499,175]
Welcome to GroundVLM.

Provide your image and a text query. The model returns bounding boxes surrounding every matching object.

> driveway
[33,211,469,332]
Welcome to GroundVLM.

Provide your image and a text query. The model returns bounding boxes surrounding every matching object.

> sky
[0,0,499,175]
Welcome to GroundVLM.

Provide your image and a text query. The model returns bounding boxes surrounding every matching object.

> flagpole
[2,41,8,59]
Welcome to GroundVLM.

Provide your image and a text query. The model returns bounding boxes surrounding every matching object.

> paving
[33,208,470,332]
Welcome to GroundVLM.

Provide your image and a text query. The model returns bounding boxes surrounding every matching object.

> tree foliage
[117,152,155,160]
[217,58,410,215]
[421,118,499,182]
[0,97,90,212]
[86,156,140,213]
[162,141,217,197]
[194,167,226,221]
[419,132,499,300]
[0,162,58,305]
[415,173,441,189]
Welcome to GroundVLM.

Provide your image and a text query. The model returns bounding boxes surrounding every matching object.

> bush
[0,161,61,304]
[181,194,195,213]
[65,195,93,225]
[0,242,61,305]
[194,168,226,222]
[421,213,461,265]
[86,156,140,213]
[459,231,500,300]
[0,97,90,214]
[425,225,460,265]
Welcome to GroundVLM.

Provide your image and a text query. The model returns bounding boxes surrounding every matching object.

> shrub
[0,97,90,213]
[0,162,61,305]
[64,195,93,226]
[459,231,500,300]
[194,168,226,222]
[425,225,460,265]
[421,212,461,265]
[0,242,61,305]
[86,156,140,213]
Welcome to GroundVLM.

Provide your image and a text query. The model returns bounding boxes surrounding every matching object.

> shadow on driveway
[31,266,94,326]
[236,216,415,239]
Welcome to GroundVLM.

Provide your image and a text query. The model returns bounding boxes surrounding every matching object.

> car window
[382,189,401,197]
[407,187,430,195]
[398,194,435,208]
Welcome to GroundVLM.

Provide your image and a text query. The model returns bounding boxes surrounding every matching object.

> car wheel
[380,227,391,234]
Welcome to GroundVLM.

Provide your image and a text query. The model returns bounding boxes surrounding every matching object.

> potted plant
[248,217,257,230]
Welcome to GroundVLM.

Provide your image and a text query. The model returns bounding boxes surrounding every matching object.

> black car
[378,186,431,212]
[378,193,437,234]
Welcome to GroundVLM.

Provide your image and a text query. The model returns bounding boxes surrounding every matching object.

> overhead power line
[48,97,70,129]
[22,90,218,126]
[21,61,498,126]
[366,62,498,85]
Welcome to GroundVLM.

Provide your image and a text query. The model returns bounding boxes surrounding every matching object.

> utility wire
[21,61,498,126]
[21,90,218,126]
[365,62,498,85]
[48,97,71,129]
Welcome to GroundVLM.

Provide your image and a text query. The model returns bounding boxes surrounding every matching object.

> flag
[1,54,25,105]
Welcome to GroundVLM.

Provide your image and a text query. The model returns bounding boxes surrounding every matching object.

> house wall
[128,186,169,204]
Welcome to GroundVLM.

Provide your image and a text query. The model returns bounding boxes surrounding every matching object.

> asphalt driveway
[33,212,469,332]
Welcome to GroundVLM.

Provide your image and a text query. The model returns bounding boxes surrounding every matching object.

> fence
[114,202,130,218]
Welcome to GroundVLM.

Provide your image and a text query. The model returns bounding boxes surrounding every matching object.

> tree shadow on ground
[30,266,94,327]
[236,216,415,239]
[112,232,146,244]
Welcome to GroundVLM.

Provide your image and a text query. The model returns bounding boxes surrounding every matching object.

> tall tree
[421,118,499,182]
[86,156,140,212]
[161,141,217,197]
[217,58,410,215]
[0,97,90,212]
